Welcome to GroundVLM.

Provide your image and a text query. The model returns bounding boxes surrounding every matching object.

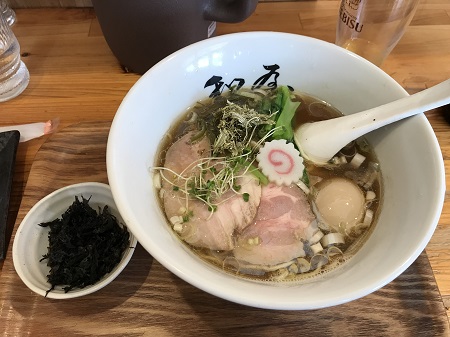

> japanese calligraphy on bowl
[204,64,293,97]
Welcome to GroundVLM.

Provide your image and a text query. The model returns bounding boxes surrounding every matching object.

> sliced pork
[161,132,262,251]
[233,183,316,266]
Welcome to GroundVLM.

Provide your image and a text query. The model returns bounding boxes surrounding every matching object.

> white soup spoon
[294,78,450,165]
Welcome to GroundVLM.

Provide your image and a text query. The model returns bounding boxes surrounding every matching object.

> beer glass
[336,0,420,66]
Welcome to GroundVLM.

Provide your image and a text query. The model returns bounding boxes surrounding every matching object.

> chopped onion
[349,153,366,169]
[288,263,299,274]
[256,139,305,186]
[363,209,374,226]
[331,156,340,165]
[366,190,376,201]
[296,179,310,194]
[321,233,345,247]
[310,242,323,254]
[153,172,162,189]
[169,215,183,226]
[310,254,328,270]
[296,258,311,273]
[304,219,319,241]
[270,268,289,281]
[309,230,324,245]
[173,223,183,232]
[331,155,347,165]
[327,246,344,257]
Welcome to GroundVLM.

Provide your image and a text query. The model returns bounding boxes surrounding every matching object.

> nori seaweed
[39,196,130,295]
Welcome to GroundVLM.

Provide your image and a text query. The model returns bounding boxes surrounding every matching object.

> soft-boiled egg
[314,178,365,232]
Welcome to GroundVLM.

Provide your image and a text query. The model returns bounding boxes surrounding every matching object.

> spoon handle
[296,78,450,164]
[342,78,450,134]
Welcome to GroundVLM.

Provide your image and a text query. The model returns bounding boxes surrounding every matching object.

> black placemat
[0,130,20,260]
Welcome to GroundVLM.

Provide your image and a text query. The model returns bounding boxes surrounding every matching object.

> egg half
[314,178,365,232]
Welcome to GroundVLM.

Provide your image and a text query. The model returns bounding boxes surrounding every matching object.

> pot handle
[204,0,258,23]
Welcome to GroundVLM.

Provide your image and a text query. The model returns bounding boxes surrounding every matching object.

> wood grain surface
[0,2,450,333]
[0,121,448,337]
[7,0,280,8]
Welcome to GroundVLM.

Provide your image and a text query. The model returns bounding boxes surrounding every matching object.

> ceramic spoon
[294,78,450,165]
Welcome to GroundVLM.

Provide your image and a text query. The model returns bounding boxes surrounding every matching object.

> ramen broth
[153,87,382,283]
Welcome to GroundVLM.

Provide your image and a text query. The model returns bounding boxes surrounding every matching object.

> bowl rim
[12,181,138,299]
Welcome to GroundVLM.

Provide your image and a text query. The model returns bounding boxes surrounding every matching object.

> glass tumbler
[0,11,29,102]
[336,0,420,66]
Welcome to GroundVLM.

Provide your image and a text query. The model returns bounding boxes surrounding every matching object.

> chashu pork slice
[233,183,316,266]
[161,132,261,251]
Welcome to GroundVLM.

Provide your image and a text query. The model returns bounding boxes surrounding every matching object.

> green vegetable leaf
[301,168,310,186]
[272,86,300,141]
[243,161,269,186]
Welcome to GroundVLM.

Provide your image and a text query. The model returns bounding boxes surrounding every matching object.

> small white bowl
[13,182,137,299]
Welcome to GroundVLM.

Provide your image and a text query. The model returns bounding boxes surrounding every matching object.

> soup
[152,86,382,283]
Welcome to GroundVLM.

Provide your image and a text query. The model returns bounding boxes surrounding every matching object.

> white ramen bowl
[107,32,445,309]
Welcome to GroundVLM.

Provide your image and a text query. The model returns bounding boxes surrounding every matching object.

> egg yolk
[315,178,364,231]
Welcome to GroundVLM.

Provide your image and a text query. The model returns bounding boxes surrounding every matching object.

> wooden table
[1,2,450,335]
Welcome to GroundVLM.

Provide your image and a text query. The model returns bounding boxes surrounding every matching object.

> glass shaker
[0,9,29,102]
[1,0,16,26]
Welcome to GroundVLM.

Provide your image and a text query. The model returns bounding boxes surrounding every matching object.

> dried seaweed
[39,196,130,295]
